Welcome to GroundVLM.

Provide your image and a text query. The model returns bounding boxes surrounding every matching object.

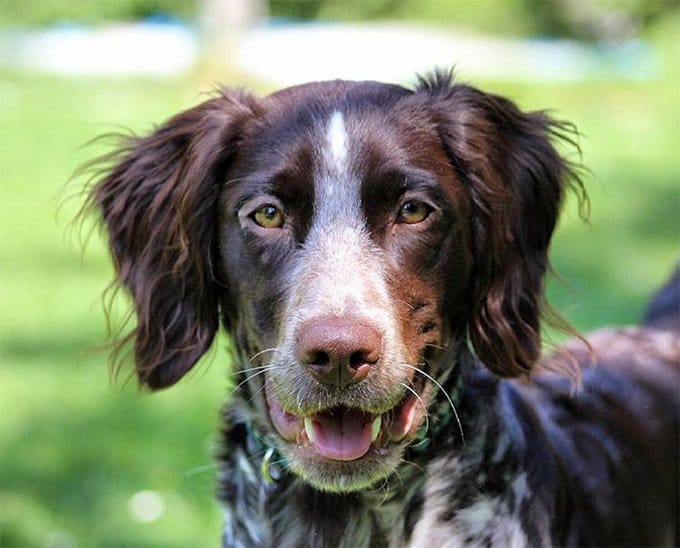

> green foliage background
[0,7,678,548]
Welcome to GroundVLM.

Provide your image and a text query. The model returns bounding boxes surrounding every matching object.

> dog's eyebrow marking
[325,110,348,177]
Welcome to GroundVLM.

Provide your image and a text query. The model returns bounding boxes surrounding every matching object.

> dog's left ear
[423,75,583,377]
[89,90,259,389]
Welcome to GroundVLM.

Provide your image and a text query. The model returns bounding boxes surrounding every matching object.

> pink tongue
[310,408,373,461]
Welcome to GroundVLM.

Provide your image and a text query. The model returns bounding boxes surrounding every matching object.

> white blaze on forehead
[282,108,393,322]
[284,107,395,321]
[325,110,348,175]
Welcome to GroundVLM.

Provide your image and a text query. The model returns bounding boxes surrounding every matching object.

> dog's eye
[252,205,284,229]
[397,200,431,224]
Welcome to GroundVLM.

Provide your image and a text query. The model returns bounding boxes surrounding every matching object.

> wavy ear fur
[420,73,584,377]
[90,90,258,389]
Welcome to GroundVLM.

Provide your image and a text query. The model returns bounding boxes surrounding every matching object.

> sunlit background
[1,1,678,545]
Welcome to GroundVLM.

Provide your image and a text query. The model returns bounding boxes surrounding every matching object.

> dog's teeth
[371,416,382,442]
[304,417,316,443]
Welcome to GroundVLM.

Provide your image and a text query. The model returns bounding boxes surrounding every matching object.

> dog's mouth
[265,380,421,462]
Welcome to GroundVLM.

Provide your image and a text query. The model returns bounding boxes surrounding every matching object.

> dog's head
[91,73,580,492]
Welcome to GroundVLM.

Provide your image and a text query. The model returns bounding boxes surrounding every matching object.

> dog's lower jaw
[283,444,405,494]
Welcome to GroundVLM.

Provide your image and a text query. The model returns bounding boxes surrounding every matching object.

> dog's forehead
[256,80,413,161]
[253,84,420,195]
[232,80,462,230]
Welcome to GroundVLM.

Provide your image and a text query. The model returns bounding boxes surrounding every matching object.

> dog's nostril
[349,350,377,370]
[308,350,330,367]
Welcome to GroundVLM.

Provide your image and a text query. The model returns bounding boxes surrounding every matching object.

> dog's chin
[264,379,426,493]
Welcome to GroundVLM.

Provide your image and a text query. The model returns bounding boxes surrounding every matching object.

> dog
[88,72,679,547]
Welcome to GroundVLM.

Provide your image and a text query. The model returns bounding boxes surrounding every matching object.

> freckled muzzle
[265,278,422,472]
[263,296,426,487]
[263,309,424,472]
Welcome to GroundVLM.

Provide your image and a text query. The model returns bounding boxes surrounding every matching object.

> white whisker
[248,347,279,363]
[246,376,270,407]
[234,363,281,375]
[423,342,445,351]
[401,363,466,446]
[225,369,272,401]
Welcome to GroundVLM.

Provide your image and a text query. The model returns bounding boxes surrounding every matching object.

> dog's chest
[399,457,530,548]
[405,497,528,548]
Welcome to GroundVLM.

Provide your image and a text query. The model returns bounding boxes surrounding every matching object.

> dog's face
[91,74,576,492]
[217,82,473,489]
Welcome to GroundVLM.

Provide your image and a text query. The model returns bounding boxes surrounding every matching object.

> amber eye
[252,205,284,229]
[397,200,431,224]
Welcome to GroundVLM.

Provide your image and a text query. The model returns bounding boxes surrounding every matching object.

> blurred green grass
[0,75,228,547]
[1,43,678,546]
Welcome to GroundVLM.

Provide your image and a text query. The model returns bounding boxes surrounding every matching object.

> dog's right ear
[417,71,585,379]
[89,90,259,389]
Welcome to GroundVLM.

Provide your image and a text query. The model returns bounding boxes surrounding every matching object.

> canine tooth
[371,416,382,442]
[304,417,316,443]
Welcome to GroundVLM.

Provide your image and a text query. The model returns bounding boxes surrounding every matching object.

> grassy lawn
[1,44,678,546]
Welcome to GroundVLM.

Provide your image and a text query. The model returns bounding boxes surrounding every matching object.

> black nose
[296,316,383,388]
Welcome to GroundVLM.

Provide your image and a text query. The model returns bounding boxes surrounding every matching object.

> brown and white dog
[89,72,679,547]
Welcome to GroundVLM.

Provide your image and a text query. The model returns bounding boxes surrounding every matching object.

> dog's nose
[297,316,382,388]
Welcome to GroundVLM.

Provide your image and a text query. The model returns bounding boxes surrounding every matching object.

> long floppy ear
[422,73,584,377]
[89,90,258,389]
